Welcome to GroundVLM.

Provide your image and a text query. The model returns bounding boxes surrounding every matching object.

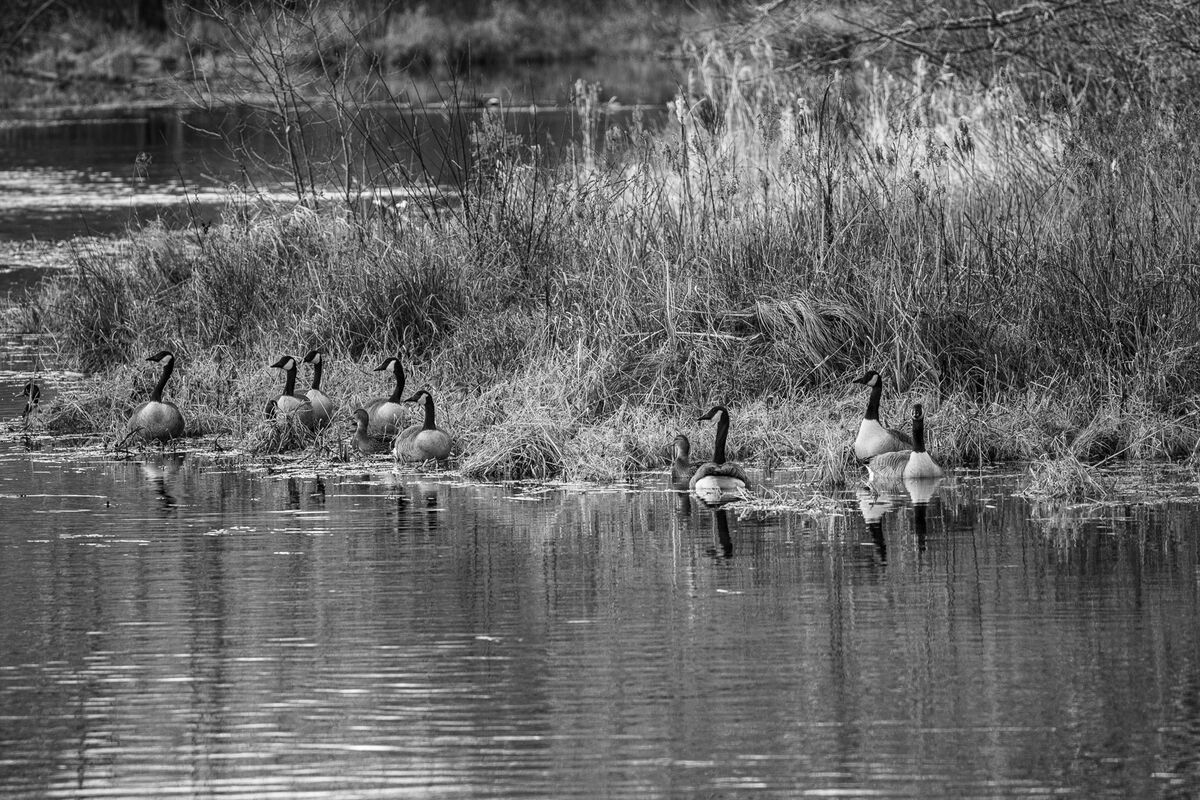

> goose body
[671,434,699,488]
[394,390,451,461]
[853,370,912,461]
[365,357,406,437]
[302,350,334,428]
[689,405,751,499]
[866,403,943,481]
[350,408,392,455]
[270,355,316,430]
[129,351,185,443]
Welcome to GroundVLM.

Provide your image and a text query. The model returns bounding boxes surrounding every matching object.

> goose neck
[389,363,406,404]
[422,396,436,430]
[311,359,324,390]
[282,364,297,397]
[712,412,729,464]
[151,358,174,402]
[864,380,882,421]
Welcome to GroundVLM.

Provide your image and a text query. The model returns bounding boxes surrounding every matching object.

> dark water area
[3,337,1200,798]
[0,99,665,251]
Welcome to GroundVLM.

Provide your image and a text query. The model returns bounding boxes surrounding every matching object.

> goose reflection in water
[286,477,301,510]
[904,476,942,553]
[859,476,945,563]
[139,453,185,512]
[704,508,733,560]
[856,486,900,565]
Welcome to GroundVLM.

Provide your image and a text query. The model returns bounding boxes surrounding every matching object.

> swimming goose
[350,408,391,455]
[853,369,912,461]
[364,356,406,437]
[671,434,699,488]
[302,349,334,428]
[269,355,316,430]
[394,390,452,461]
[866,403,943,481]
[129,351,186,443]
[689,405,752,495]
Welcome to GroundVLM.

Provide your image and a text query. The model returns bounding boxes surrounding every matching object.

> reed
[22,33,1200,477]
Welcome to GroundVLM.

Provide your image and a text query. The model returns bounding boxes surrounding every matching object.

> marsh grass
[1021,451,1113,500]
[24,23,1200,478]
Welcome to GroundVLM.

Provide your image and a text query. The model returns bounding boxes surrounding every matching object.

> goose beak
[373,360,390,371]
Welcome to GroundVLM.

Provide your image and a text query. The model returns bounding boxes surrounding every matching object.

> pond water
[3,352,1200,797]
[0,104,656,247]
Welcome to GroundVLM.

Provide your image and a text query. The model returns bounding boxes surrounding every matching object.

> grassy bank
[19,30,1200,482]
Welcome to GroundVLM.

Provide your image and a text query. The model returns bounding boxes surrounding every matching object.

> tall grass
[26,22,1200,477]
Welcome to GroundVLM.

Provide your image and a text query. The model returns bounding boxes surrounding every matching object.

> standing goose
[129,351,186,443]
[350,408,391,455]
[852,369,913,461]
[364,356,406,437]
[866,403,944,481]
[302,349,334,429]
[269,355,316,430]
[689,405,752,496]
[394,390,452,461]
[671,434,699,488]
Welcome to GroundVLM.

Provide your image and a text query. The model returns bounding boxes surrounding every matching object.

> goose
[852,369,912,461]
[301,349,334,428]
[394,390,452,461]
[866,403,944,481]
[19,380,40,420]
[129,351,186,443]
[364,356,406,437]
[269,355,316,430]
[670,434,699,488]
[350,408,391,455]
[689,405,752,496]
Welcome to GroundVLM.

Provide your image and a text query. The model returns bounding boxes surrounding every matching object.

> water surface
[1,423,1198,798]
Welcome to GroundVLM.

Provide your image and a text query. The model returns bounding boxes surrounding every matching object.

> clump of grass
[1021,452,1113,500]
[245,415,314,455]
[460,416,565,481]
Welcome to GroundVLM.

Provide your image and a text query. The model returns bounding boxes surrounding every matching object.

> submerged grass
[20,28,1200,480]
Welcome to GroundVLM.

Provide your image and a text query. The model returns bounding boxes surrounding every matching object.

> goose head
[302,349,322,366]
[698,405,730,424]
[351,408,370,429]
[673,434,690,460]
[853,370,882,387]
[405,390,432,407]
[271,355,298,372]
[374,357,401,374]
[146,350,174,365]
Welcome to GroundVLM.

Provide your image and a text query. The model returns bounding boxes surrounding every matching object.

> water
[0,100,663,247]
[2,414,1199,797]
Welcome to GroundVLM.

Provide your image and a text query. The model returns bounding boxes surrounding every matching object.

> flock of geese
[126,350,450,461]
[29,350,943,497]
[670,369,943,500]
